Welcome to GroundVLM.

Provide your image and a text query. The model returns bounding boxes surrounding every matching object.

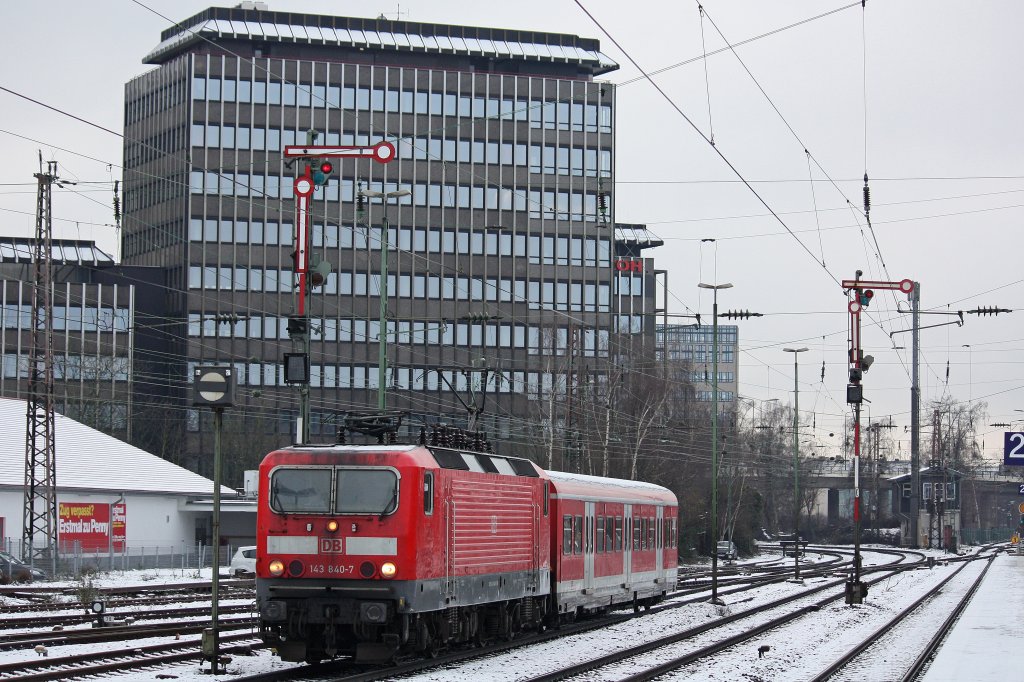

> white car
[229,546,257,576]
[716,540,738,561]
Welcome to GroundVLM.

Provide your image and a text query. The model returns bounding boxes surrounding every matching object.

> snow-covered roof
[546,469,671,493]
[0,398,232,496]
[546,470,677,505]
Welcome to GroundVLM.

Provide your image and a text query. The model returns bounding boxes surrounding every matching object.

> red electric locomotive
[255,421,677,663]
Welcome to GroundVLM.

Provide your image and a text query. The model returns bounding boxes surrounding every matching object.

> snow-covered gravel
[0,547,990,682]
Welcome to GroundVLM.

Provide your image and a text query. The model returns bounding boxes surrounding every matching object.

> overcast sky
[1,0,1021,461]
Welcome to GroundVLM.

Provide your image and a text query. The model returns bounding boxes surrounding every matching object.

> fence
[2,538,245,578]
[960,527,1015,545]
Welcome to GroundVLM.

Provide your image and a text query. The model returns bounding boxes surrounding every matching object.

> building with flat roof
[0,238,172,450]
[0,397,251,566]
[657,323,739,414]
[121,5,658,478]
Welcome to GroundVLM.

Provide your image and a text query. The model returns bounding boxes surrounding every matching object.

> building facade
[122,6,656,474]
[0,238,170,445]
[657,323,739,413]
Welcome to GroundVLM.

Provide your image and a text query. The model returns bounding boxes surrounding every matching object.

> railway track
[810,552,996,682]
[0,601,255,631]
[0,632,263,681]
[527,547,997,682]
[221,547,935,682]
[0,616,256,652]
[0,546,992,681]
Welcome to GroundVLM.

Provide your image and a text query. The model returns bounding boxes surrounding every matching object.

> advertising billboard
[58,502,127,552]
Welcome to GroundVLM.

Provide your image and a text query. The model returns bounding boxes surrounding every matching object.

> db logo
[320,538,344,554]
[613,259,643,272]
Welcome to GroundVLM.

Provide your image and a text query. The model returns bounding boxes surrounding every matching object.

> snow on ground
[0,547,999,682]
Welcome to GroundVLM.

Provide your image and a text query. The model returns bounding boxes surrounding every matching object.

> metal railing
[2,539,246,578]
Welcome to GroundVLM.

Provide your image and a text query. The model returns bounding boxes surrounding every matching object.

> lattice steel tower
[22,159,58,570]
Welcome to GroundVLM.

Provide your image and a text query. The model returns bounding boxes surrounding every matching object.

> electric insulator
[863,184,871,214]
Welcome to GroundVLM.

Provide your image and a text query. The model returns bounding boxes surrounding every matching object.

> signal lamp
[312,159,334,186]
[381,562,397,578]
[858,289,874,307]
[268,559,285,577]
[326,519,339,532]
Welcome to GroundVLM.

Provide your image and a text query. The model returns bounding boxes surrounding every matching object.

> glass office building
[123,6,652,469]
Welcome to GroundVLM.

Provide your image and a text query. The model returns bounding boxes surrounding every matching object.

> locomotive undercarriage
[259,574,551,664]
[260,594,550,663]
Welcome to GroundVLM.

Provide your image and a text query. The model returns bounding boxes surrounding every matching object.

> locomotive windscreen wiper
[378,487,398,519]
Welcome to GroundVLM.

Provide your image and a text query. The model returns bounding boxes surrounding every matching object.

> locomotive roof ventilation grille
[429,448,540,477]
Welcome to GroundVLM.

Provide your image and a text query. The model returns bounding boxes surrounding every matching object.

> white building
[0,398,256,562]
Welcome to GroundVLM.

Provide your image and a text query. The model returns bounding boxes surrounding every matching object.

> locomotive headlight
[380,562,397,578]
[268,559,286,577]
[326,519,339,532]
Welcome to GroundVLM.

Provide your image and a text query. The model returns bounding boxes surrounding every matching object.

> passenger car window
[562,515,572,555]
[573,515,583,554]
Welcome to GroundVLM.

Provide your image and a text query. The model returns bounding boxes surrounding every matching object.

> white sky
[1,1,1022,460]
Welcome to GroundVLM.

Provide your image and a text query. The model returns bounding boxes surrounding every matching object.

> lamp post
[698,282,732,604]
[358,188,411,410]
[783,347,809,580]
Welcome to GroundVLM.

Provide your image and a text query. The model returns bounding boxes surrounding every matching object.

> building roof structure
[0,398,233,496]
[0,238,114,266]
[143,5,618,75]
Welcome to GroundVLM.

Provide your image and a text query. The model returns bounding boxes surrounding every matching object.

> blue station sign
[1003,432,1024,466]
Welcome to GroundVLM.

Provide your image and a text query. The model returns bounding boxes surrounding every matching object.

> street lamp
[358,188,411,410]
[783,347,809,580]
[698,281,732,604]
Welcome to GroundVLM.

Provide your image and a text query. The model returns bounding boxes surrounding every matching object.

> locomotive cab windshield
[270,466,400,515]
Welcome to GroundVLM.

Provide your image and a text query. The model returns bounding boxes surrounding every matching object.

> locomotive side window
[543,481,549,516]
[335,468,399,515]
[423,472,434,515]
[562,515,572,555]
[269,468,332,513]
[573,515,583,554]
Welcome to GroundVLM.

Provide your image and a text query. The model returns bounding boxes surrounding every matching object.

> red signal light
[320,161,333,174]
